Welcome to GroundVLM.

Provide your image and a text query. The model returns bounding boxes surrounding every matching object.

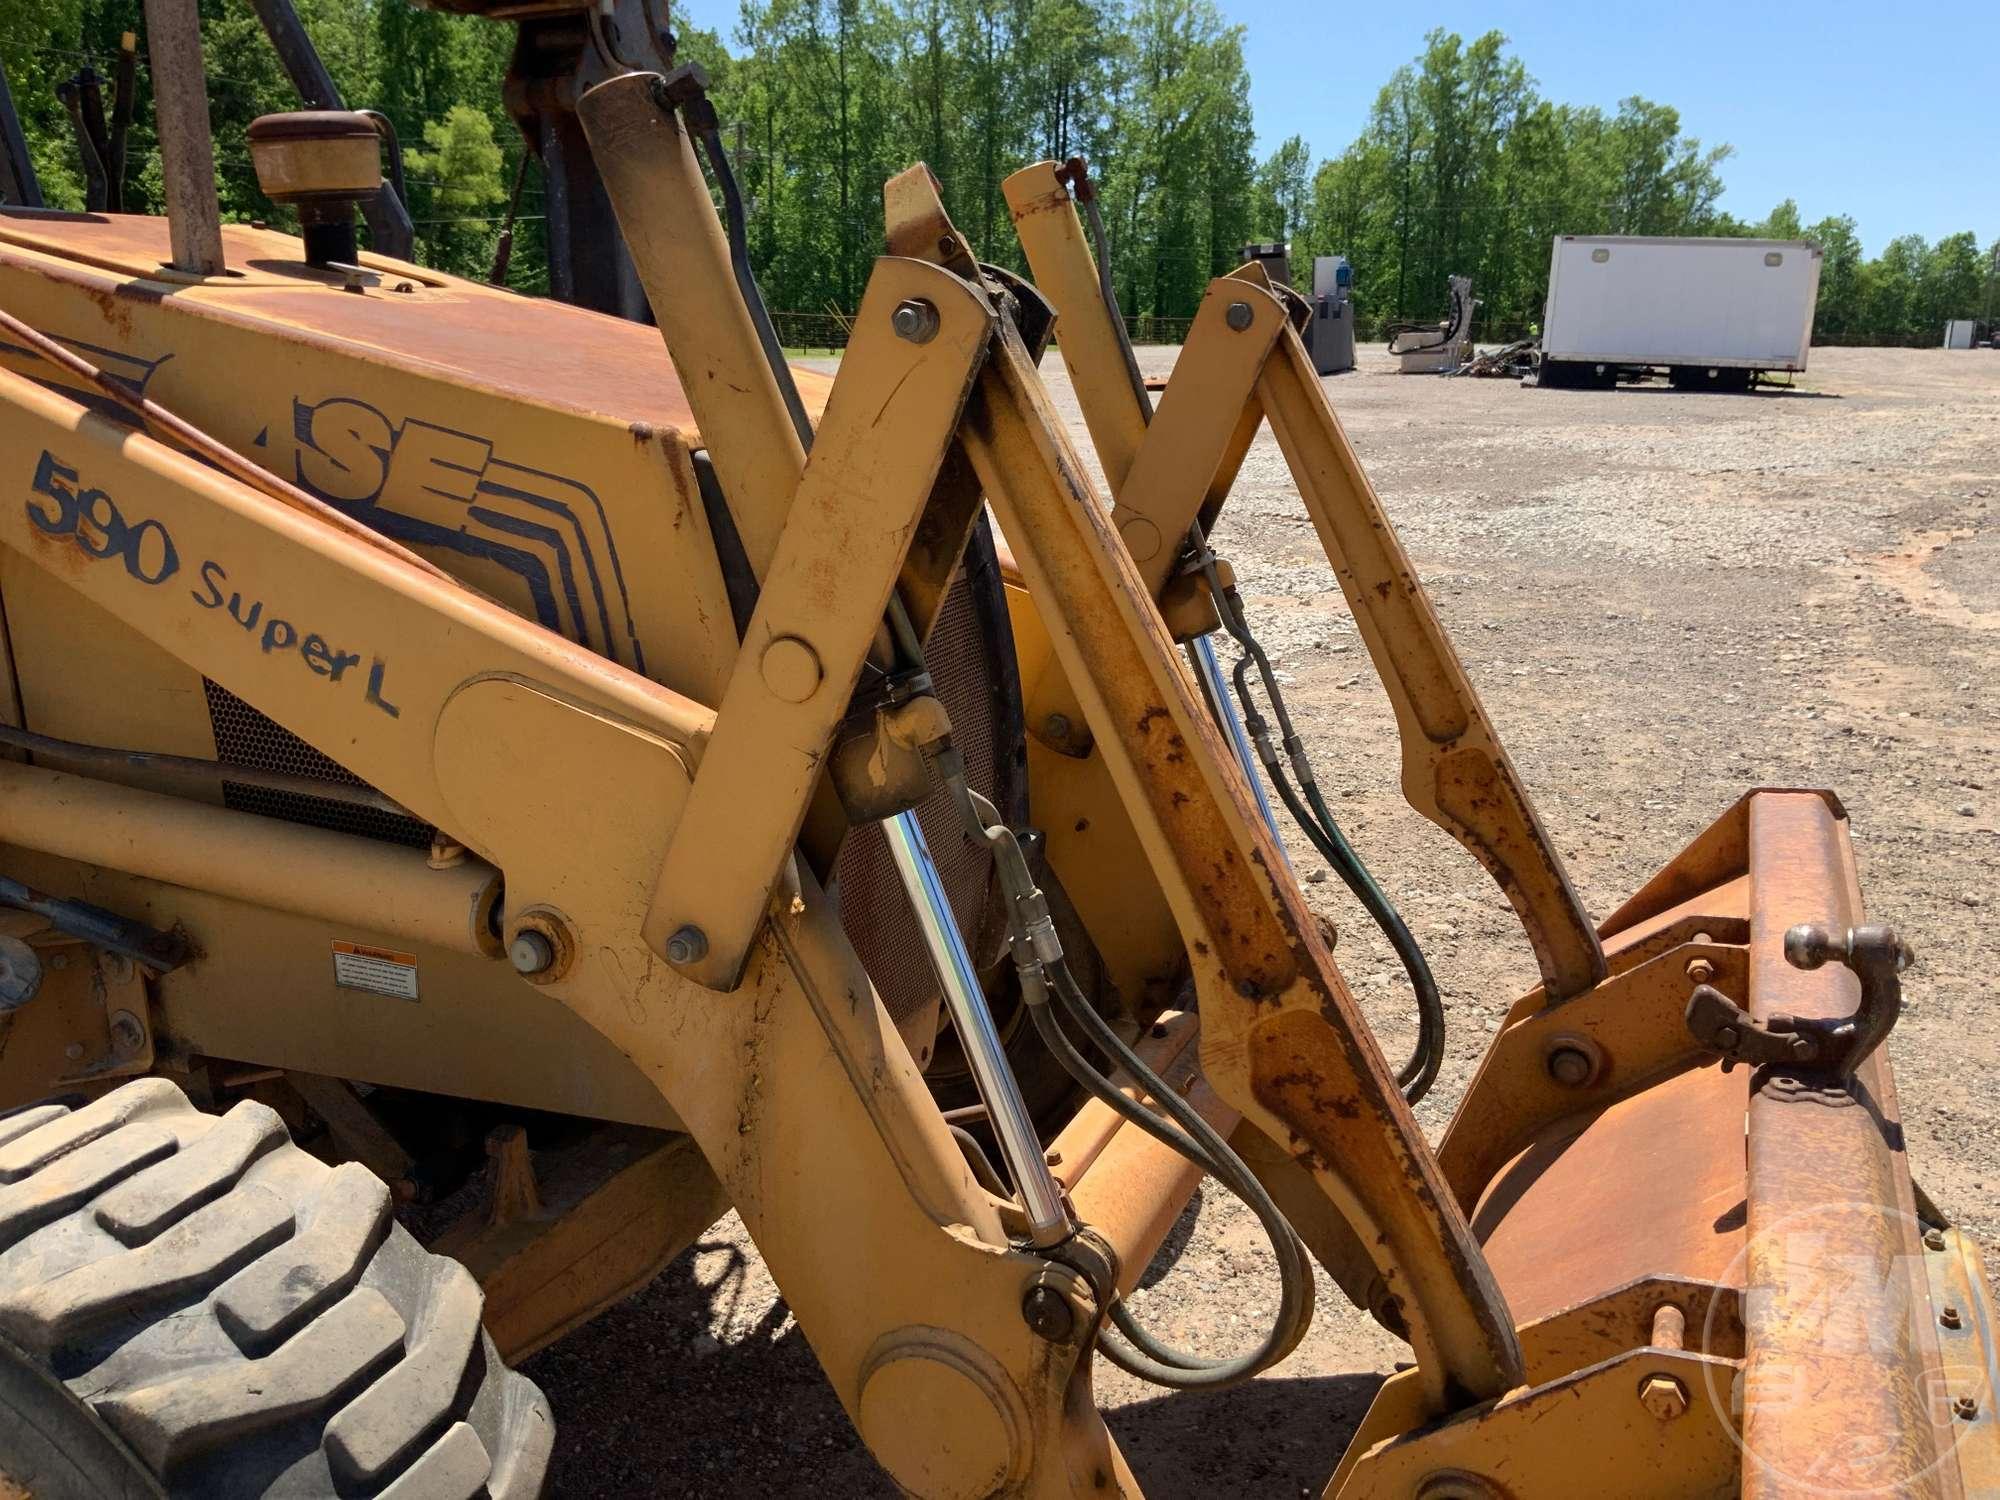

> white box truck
[1538,235,1822,391]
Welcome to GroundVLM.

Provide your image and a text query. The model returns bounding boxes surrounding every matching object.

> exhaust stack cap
[247,111,383,269]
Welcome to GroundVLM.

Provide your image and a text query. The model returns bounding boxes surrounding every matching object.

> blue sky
[1227,1,1998,255]
[678,0,1997,257]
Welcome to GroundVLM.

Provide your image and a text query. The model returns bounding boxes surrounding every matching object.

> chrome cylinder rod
[884,808,1070,1246]
[1188,634,1289,863]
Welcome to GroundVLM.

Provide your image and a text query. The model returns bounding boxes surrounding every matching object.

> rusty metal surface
[964,319,1524,1412]
[1740,791,1961,1499]
[1515,1275,1745,1384]
[1333,1344,1742,1499]
[1066,1039,1240,1299]
[1440,934,1748,1215]
[0,209,833,438]
[1252,320,1606,1001]
[1927,1227,2000,1493]
[1598,786,1844,940]
[1474,1061,1750,1331]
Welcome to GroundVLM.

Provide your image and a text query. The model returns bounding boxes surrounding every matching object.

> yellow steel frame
[0,86,1982,1496]
[1002,160,1605,1004]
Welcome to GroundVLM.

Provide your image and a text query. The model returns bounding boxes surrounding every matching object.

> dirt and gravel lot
[526,345,2000,1496]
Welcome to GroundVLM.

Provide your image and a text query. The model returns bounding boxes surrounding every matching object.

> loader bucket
[1332,788,1997,1497]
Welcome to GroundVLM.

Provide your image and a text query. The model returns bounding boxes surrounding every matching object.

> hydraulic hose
[947,772,1315,1389]
[1199,537,1446,1104]
[1064,156,1446,1103]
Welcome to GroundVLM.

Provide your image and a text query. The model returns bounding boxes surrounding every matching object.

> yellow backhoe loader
[0,3,1989,1497]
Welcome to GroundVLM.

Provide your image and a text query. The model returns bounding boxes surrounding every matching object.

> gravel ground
[526,345,2000,1497]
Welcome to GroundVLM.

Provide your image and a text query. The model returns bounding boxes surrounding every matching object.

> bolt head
[666,924,709,967]
[1956,1394,1980,1420]
[108,1009,145,1055]
[1022,1285,1075,1342]
[1545,1044,1594,1087]
[1639,1373,1689,1421]
[1043,713,1072,742]
[1925,1227,1949,1252]
[1414,1474,1502,1500]
[509,929,556,976]
[891,298,940,344]
[1941,1306,1964,1330]
[1224,300,1254,331]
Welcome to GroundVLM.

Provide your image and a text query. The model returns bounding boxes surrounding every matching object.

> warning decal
[331,941,420,1001]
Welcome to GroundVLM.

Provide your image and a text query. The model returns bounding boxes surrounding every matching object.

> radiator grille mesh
[198,544,1021,1032]
[201,679,434,848]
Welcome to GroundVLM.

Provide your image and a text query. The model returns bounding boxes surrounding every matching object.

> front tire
[0,1078,551,1498]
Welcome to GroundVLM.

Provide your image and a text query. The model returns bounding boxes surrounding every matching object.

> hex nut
[1638,1372,1689,1421]
[1685,955,1716,985]
[666,925,709,966]
[891,298,940,344]
[1941,1306,1964,1330]
[1956,1394,1980,1420]
[1925,1227,1949,1252]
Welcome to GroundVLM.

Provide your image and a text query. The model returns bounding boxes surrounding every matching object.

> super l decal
[27,450,401,718]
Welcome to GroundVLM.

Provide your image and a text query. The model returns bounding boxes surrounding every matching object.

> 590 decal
[30,450,180,584]
[25,449,400,718]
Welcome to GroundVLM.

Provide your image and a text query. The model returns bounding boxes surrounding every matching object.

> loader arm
[0,296,1137,1496]
[3,69,1986,1496]
[1001,161,1607,1002]
[1,76,1527,1485]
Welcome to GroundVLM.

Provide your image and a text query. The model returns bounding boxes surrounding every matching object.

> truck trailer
[1538,234,1822,391]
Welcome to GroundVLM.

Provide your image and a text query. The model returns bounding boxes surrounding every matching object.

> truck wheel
[0,1078,552,1499]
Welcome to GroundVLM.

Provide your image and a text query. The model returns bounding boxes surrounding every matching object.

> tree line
[6,6,1995,344]
[1266,30,1999,344]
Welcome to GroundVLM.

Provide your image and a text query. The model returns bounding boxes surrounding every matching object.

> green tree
[1866,234,1927,341]
[1758,198,1804,240]
[404,103,506,277]
[1252,133,1309,243]
[1806,214,1864,340]
[1916,230,1983,334]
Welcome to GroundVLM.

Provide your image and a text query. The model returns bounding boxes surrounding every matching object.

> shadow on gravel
[525,1212,1382,1498]
[1611,386,1845,400]
[525,1235,899,1498]
[1108,1371,1386,1499]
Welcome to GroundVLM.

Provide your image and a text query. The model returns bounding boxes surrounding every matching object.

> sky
[1226,1,1998,256]
[675,0,1998,258]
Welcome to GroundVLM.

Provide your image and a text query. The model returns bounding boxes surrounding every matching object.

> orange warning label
[331,941,420,1000]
